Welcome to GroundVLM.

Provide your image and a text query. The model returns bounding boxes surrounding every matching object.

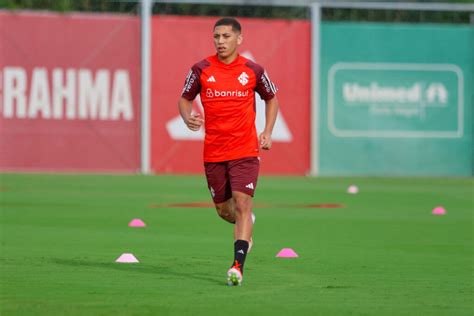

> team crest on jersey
[238,72,249,86]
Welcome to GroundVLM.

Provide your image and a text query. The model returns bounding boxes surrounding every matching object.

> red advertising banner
[151,16,310,175]
[0,12,140,172]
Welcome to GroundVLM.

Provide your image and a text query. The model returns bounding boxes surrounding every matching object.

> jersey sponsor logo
[205,88,249,98]
[238,72,249,86]
[206,88,214,98]
[182,69,197,94]
[206,75,216,83]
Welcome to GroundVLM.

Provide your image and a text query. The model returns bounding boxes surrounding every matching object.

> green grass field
[0,173,472,315]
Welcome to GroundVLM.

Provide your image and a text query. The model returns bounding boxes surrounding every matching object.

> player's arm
[179,66,204,131]
[259,96,279,150]
[252,65,278,150]
[178,97,203,131]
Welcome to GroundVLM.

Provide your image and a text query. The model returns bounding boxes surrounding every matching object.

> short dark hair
[214,17,241,33]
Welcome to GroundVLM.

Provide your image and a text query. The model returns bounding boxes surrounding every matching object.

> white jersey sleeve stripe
[263,71,277,94]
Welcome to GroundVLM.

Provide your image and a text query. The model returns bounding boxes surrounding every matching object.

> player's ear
[237,34,243,45]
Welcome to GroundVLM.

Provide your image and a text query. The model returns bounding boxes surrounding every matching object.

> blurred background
[1,0,473,176]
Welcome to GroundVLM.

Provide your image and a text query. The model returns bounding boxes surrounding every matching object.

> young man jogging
[178,17,279,286]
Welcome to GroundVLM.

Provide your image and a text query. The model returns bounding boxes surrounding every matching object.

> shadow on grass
[52,258,223,286]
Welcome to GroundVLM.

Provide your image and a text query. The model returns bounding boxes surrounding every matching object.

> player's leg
[227,194,254,286]
[204,161,234,223]
[215,198,254,254]
[226,157,259,286]
[230,157,259,244]
[214,198,255,231]
[232,191,253,242]
[214,198,236,223]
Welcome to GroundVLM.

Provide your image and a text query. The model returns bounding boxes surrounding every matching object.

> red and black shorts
[204,157,260,204]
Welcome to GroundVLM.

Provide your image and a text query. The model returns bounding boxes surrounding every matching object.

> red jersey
[181,54,277,162]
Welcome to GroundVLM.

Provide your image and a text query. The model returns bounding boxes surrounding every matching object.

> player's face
[213,25,242,61]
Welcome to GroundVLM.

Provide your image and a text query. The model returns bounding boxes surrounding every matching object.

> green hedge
[0,0,472,24]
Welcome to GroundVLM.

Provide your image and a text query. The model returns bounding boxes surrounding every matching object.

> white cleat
[227,267,243,286]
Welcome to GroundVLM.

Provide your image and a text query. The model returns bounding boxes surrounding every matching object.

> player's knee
[215,204,235,223]
[215,205,230,218]
[233,194,252,216]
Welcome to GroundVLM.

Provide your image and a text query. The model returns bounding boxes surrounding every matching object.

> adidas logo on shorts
[245,183,254,190]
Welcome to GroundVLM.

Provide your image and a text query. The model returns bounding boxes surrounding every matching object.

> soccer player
[178,17,279,286]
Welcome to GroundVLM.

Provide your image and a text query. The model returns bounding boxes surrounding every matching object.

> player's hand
[259,132,272,150]
[185,113,204,131]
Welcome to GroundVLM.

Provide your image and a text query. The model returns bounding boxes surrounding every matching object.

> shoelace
[232,260,242,272]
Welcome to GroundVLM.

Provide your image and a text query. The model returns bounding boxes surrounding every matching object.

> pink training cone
[128,218,146,227]
[347,185,359,194]
[432,206,447,215]
[115,253,139,263]
[276,248,299,258]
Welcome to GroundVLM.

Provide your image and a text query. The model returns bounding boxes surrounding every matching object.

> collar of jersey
[212,54,244,67]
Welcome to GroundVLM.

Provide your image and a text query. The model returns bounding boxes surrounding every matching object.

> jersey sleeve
[246,61,277,101]
[181,65,201,101]
[181,59,210,101]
